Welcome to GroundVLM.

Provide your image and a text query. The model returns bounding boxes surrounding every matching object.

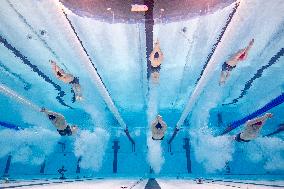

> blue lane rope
[221,92,284,135]
[0,121,22,130]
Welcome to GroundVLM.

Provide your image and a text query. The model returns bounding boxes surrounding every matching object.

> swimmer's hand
[75,95,83,101]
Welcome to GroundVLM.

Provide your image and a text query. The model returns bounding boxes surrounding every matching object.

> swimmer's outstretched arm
[151,118,159,132]
[246,113,272,126]
[245,39,254,51]
[149,50,156,62]
[160,120,167,132]
[232,39,254,61]
[151,118,158,127]
[40,108,61,117]
[230,49,245,61]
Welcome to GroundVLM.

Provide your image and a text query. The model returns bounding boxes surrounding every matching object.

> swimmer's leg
[71,83,83,101]
[219,71,226,85]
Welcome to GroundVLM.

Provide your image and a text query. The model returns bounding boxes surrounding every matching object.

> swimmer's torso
[241,121,265,140]
[50,113,67,130]
[59,73,74,83]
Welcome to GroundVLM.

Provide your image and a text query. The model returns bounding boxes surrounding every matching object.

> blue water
[0,0,283,181]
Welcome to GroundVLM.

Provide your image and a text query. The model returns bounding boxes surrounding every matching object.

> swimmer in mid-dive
[149,40,164,68]
[196,178,204,184]
[151,115,167,140]
[41,107,78,136]
[149,40,164,83]
[234,113,273,142]
[219,39,254,85]
[50,60,82,101]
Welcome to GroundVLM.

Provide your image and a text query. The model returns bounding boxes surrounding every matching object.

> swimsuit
[151,65,161,73]
[57,125,72,136]
[152,136,164,140]
[48,114,56,120]
[235,133,250,142]
[235,121,263,142]
[69,77,79,85]
[252,121,263,126]
[222,62,236,72]
[154,52,159,59]
[57,71,63,77]
[238,52,246,60]
[155,122,163,129]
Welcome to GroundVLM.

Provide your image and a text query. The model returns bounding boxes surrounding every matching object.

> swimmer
[41,107,78,136]
[196,178,203,184]
[234,113,273,142]
[50,60,82,101]
[151,115,167,140]
[149,40,164,68]
[219,39,254,85]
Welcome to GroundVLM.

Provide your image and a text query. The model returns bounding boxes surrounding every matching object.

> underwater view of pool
[0,0,283,188]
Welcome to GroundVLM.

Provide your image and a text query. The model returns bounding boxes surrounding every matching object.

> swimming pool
[0,0,283,188]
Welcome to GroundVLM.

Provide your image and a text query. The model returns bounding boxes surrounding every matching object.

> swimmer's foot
[75,95,83,101]
[219,80,225,86]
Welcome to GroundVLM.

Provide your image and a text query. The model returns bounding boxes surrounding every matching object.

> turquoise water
[0,0,283,181]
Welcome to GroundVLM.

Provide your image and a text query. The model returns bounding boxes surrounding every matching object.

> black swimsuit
[222,62,236,72]
[235,133,250,142]
[48,114,56,120]
[57,125,72,136]
[69,77,79,85]
[151,65,161,73]
[57,71,63,77]
[154,52,159,59]
[155,122,163,129]
[152,136,164,140]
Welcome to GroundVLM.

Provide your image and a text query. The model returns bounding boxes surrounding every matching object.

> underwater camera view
[0,0,283,188]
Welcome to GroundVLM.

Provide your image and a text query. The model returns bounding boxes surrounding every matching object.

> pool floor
[1,178,283,188]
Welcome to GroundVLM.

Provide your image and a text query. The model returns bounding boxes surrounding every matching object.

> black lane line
[6,0,68,70]
[221,180,284,188]
[0,61,32,90]
[206,179,284,188]
[61,10,110,94]
[223,48,284,105]
[144,0,154,80]
[0,35,73,109]
[144,178,161,189]
[195,2,239,84]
